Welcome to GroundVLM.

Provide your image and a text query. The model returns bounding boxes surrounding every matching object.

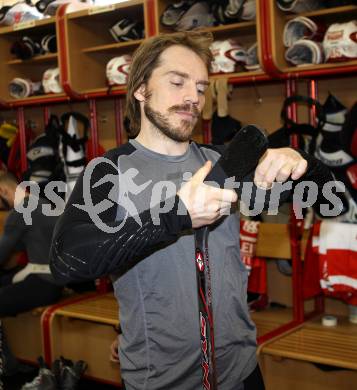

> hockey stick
[194,125,268,390]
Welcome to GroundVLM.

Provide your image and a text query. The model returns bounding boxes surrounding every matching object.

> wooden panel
[256,223,309,259]
[50,315,121,384]
[259,353,357,390]
[262,315,357,370]
[3,311,42,363]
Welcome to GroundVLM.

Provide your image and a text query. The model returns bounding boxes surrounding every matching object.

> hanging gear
[283,16,325,48]
[210,39,246,73]
[42,68,63,94]
[59,112,89,202]
[285,39,324,66]
[323,20,357,63]
[9,78,43,99]
[341,101,357,159]
[276,0,322,14]
[23,115,63,199]
[110,18,144,42]
[106,55,132,86]
[211,111,241,144]
[313,94,357,222]
[315,94,351,167]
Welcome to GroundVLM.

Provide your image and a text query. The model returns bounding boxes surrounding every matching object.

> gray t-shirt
[112,140,257,390]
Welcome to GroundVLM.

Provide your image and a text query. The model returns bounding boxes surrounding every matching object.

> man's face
[140,45,209,142]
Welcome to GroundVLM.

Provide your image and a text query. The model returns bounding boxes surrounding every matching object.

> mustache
[168,104,200,117]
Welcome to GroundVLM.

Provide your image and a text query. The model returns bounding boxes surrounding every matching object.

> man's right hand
[178,161,237,229]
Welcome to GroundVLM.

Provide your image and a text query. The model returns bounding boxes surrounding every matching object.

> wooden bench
[2,292,93,364]
[258,315,357,390]
[42,292,122,386]
[251,307,293,339]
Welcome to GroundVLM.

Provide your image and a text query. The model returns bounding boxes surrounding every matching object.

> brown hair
[125,31,213,137]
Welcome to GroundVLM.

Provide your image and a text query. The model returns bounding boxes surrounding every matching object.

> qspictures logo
[14,156,348,232]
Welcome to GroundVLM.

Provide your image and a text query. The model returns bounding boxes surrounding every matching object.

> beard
[144,101,199,143]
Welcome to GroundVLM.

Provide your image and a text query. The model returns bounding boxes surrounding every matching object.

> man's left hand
[254,148,308,189]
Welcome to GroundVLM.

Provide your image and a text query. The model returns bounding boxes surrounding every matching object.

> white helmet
[106,55,132,86]
[210,39,246,74]
[284,16,321,47]
[9,78,42,99]
[0,2,43,27]
[42,68,63,94]
[323,21,357,62]
[285,39,324,66]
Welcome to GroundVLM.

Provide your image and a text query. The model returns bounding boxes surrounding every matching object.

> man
[50,32,314,390]
[0,171,63,375]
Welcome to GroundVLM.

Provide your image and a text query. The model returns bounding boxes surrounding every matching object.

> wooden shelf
[210,69,265,80]
[67,0,144,20]
[6,53,58,65]
[285,4,357,19]
[282,59,357,73]
[0,17,56,35]
[195,20,256,34]
[82,39,144,54]
[9,92,67,106]
[84,85,127,96]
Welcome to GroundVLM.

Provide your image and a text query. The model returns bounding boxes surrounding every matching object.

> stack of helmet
[283,16,357,66]
[210,39,260,74]
[9,66,62,99]
[106,55,132,86]
[110,18,144,42]
[284,16,326,66]
[160,1,256,30]
[10,34,57,60]
[279,1,357,66]
[0,1,44,27]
